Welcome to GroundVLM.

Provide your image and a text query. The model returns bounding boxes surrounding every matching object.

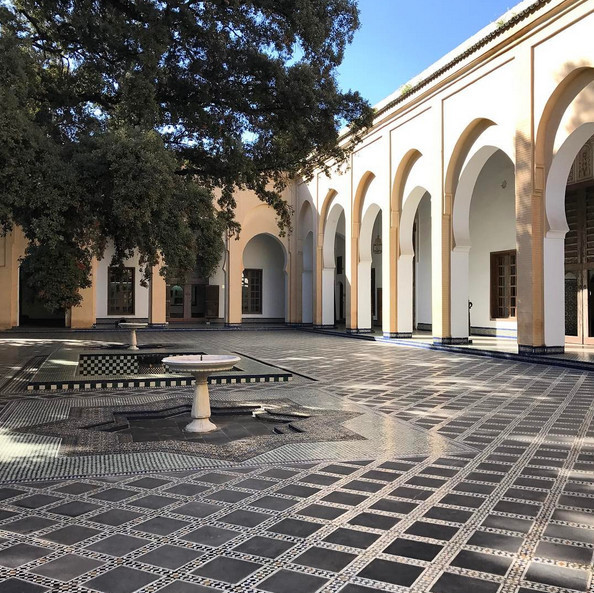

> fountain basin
[163,354,241,375]
[163,354,241,433]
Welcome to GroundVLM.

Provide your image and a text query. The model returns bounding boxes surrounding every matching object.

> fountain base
[185,417,217,433]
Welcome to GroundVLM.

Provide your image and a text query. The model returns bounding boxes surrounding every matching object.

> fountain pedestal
[162,354,241,433]
[118,322,148,350]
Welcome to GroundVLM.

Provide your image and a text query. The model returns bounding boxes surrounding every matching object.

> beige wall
[0,229,26,330]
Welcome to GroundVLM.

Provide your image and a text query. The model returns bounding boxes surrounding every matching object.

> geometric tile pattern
[79,354,139,376]
[0,386,472,481]
[0,329,591,593]
[15,396,363,460]
[26,373,291,392]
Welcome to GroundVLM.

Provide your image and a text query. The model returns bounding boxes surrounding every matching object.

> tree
[0,0,373,311]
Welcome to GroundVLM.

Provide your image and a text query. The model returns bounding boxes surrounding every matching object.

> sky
[337,0,519,106]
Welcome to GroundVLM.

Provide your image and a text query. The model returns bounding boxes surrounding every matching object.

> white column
[301,270,313,324]
[321,267,335,326]
[543,234,566,347]
[397,254,414,334]
[450,246,470,339]
[357,260,372,331]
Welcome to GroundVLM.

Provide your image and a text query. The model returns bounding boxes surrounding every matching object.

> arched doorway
[468,150,516,339]
[322,203,346,327]
[451,139,516,342]
[242,234,287,322]
[414,193,432,332]
[358,204,382,332]
[400,187,432,335]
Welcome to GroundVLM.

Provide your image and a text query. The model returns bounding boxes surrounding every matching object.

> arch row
[294,67,594,353]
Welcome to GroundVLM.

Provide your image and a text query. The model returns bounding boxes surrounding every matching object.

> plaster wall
[389,110,435,179]
[442,60,516,165]
[352,138,390,214]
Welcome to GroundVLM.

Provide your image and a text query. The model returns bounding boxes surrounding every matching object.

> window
[242,269,262,314]
[490,250,516,319]
[336,256,343,275]
[108,267,135,315]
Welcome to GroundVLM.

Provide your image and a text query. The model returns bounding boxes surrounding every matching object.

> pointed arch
[392,149,422,214]
[446,120,515,340]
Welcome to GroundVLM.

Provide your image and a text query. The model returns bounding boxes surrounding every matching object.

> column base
[225,323,242,329]
[347,327,372,334]
[185,418,218,433]
[433,337,473,345]
[149,322,169,329]
[383,332,413,339]
[518,344,565,355]
[313,324,336,330]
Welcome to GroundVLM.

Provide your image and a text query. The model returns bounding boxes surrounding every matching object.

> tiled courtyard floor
[0,330,592,593]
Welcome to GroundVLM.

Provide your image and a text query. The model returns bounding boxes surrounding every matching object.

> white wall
[469,151,516,332]
[415,193,432,326]
[243,234,286,319]
[96,244,149,319]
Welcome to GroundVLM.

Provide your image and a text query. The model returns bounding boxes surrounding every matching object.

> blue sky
[337,0,518,105]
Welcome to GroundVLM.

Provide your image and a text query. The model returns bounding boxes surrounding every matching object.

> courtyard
[0,329,592,593]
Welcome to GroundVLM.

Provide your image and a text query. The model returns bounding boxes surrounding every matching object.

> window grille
[490,251,516,319]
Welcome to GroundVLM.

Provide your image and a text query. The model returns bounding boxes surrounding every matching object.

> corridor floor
[0,330,592,593]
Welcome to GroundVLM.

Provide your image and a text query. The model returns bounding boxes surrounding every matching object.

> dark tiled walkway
[0,330,592,593]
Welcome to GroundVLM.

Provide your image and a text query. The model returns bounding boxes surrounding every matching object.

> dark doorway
[167,281,219,322]
[565,184,594,344]
[19,268,65,327]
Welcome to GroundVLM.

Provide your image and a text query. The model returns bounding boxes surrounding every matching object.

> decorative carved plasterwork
[577,142,593,181]
[568,135,594,185]
[568,162,575,184]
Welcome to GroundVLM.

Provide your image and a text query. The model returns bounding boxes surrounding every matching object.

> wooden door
[565,187,594,344]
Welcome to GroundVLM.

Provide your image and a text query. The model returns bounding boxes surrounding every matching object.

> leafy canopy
[0,0,373,310]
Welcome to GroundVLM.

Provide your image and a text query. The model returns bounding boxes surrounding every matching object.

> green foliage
[0,0,372,311]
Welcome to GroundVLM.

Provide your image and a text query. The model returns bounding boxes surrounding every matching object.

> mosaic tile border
[26,373,291,392]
